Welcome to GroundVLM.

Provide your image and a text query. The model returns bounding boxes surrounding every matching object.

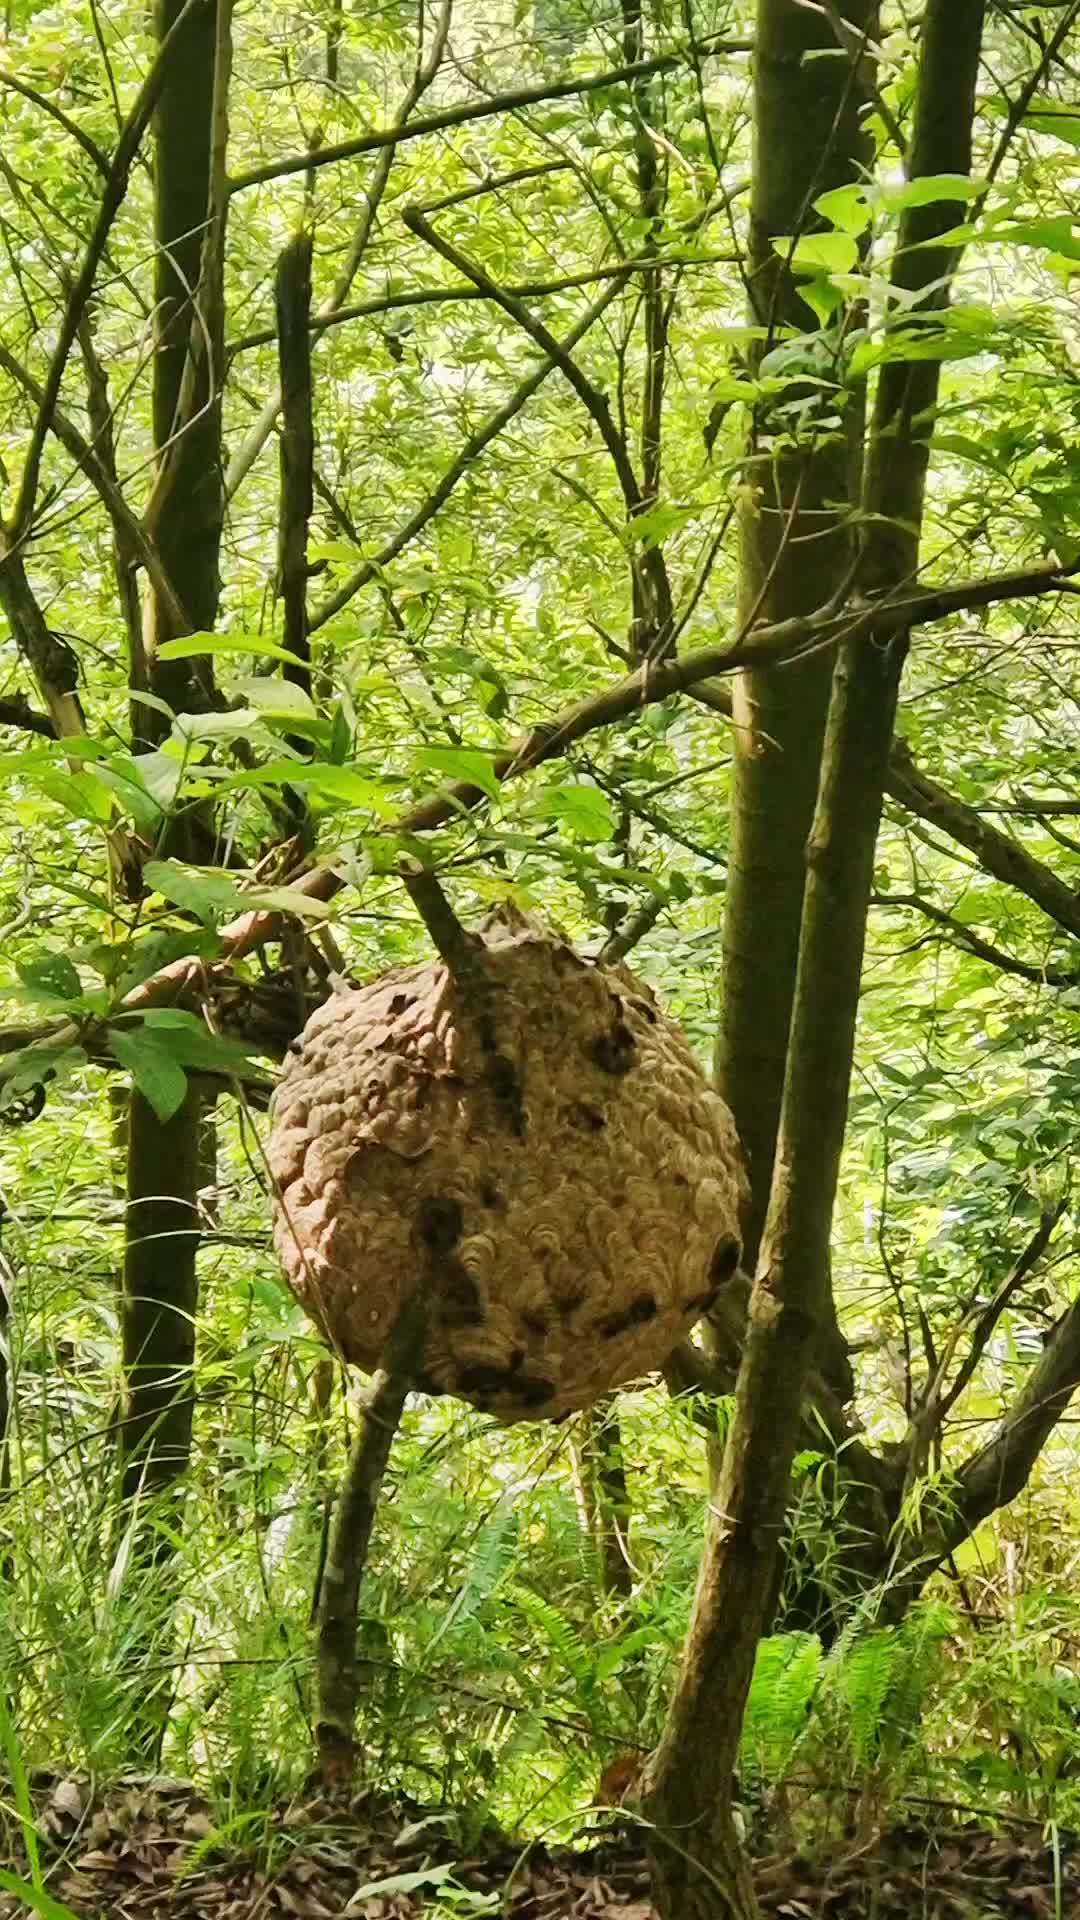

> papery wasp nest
[269,910,746,1423]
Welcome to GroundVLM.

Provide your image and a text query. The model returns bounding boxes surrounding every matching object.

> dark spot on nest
[628,1292,657,1325]
[388,992,412,1017]
[556,1288,586,1318]
[515,1375,555,1409]
[710,1235,741,1286]
[440,1256,484,1328]
[590,1022,636,1076]
[479,1181,503,1207]
[521,1308,549,1337]
[595,1306,635,1340]
[630,997,657,1025]
[486,1051,525,1137]
[458,1362,512,1398]
[508,1347,525,1373]
[566,1101,605,1133]
[418,1195,463,1253]
[478,1013,498,1054]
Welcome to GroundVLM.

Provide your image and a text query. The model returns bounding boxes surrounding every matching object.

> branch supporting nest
[314,1302,423,1782]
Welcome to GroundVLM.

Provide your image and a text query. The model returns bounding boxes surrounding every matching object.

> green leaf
[627,502,697,547]
[107,1028,189,1123]
[211,761,398,814]
[537,783,618,842]
[245,886,333,920]
[33,769,114,825]
[143,860,245,922]
[112,928,221,994]
[155,631,308,669]
[879,172,987,212]
[799,274,846,326]
[129,1009,259,1074]
[232,676,317,719]
[0,1870,81,1919]
[814,185,871,237]
[415,745,502,803]
[15,952,82,1005]
[345,1865,455,1903]
[1020,101,1080,151]
[774,231,859,275]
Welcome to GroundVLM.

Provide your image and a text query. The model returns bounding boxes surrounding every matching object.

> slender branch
[309,277,630,630]
[275,230,314,707]
[937,1205,1065,1425]
[598,895,665,963]
[0,555,1071,1050]
[77,312,144,676]
[8,0,210,543]
[0,693,55,737]
[227,252,738,359]
[404,205,643,513]
[0,70,110,175]
[228,38,753,194]
[873,891,1079,986]
[224,0,451,499]
[315,1301,424,1782]
[399,864,478,975]
[0,545,85,738]
[886,739,1080,941]
[948,1290,1080,1546]
[0,339,189,634]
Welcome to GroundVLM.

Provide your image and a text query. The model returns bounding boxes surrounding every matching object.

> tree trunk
[644,6,987,1913]
[140,0,230,731]
[119,1087,202,1507]
[115,0,230,1752]
[712,0,874,1402]
[571,1401,634,1600]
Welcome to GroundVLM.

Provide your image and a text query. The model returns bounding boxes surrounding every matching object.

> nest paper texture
[269,914,746,1422]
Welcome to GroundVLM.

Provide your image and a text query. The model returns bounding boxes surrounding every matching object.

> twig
[873,891,1078,987]
[275,230,314,710]
[598,896,665,964]
[399,865,478,976]
[309,277,630,629]
[0,694,56,737]
[315,1303,424,1782]
[227,251,740,359]
[0,70,110,175]
[8,0,210,542]
[228,38,754,194]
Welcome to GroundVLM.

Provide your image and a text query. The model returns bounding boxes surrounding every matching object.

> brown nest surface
[269,912,746,1422]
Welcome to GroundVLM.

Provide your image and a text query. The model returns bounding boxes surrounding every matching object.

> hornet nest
[269,909,746,1423]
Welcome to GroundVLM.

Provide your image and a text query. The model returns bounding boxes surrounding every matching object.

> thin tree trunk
[572,1401,634,1600]
[115,0,231,1736]
[120,1086,202,1506]
[140,0,231,733]
[644,7,987,1914]
[315,1304,424,1782]
[712,0,875,1407]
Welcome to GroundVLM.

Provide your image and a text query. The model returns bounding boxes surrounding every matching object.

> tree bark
[315,1303,424,1782]
[139,0,231,740]
[713,0,874,1403]
[120,1087,202,1504]
[117,0,230,1692]
[644,7,987,1914]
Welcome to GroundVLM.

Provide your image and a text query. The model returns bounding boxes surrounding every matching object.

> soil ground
[1,1774,1075,1919]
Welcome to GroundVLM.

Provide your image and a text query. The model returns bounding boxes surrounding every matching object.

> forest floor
[0,1772,1076,1920]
